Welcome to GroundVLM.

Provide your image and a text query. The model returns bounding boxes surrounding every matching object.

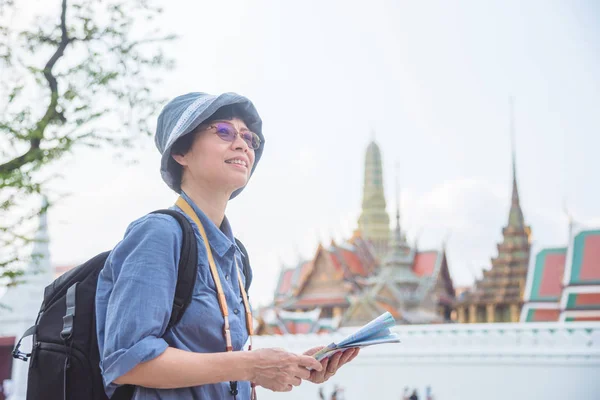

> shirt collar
[180,191,235,258]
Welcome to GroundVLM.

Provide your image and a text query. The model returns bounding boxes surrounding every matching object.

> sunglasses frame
[206,120,261,150]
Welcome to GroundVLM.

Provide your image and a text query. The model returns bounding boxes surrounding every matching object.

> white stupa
[0,198,54,400]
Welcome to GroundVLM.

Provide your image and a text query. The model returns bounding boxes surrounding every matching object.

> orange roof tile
[575,293,600,307]
[530,309,560,322]
[569,315,600,322]
[329,252,343,273]
[413,251,438,277]
[581,234,600,281]
[539,252,566,298]
[376,301,401,318]
[276,269,295,296]
[340,249,368,277]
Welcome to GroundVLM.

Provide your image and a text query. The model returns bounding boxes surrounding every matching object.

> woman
[95,92,359,399]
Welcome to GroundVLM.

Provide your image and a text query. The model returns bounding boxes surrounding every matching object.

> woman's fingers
[252,348,324,391]
[303,347,361,385]
[318,358,330,381]
[339,347,358,366]
[297,354,323,372]
[296,366,311,380]
[348,348,360,362]
[326,351,343,373]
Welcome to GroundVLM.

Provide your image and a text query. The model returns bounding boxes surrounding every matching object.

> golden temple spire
[508,97,525,229]
[357,140,390,260]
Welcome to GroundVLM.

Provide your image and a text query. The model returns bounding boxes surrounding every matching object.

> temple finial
[443,230,452,249]
[510,96,517,183]
[563,198,574,237]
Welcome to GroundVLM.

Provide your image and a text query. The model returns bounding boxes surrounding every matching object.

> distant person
[95,92,359,399]
[319,387,326,400]
[426,385,433,400]
[331,385,339,400]
[409,389,419,400]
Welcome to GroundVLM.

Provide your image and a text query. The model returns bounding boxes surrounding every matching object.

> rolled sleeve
[102,336,169,390]
[96,214,183,396]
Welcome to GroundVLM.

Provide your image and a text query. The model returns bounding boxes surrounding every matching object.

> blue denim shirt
[96,192,251,399]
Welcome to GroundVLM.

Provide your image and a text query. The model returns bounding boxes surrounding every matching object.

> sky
[4,0,600,306]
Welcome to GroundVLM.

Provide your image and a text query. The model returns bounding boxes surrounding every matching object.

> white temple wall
[253,322,600,400]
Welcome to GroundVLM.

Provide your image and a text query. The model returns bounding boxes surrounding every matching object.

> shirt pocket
[174,260,219,330]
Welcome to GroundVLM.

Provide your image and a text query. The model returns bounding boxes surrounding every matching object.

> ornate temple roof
[521,226,600,322]
[272,235,379,308]
[273,259,313,305]
[341,191,455,326]
[520,247,566,322]
[457,118,531,307]
[559,227,600,322]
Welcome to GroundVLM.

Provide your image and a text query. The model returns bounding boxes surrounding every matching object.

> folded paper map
[312,312,401,361]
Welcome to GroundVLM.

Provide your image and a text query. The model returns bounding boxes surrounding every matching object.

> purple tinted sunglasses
[207,120,261,150]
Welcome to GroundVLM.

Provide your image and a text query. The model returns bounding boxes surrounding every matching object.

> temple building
[342,190,455,326]
[255,235,377,335]
[454,116,532,323]
[521,225,600,322]
[255,140,455,334]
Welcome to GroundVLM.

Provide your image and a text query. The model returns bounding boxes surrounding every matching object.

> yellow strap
[175,197,253,350]
[176,197,229,318]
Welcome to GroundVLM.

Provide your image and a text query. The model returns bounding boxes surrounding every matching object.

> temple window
[495,305,510,322]
[476,305,486,322]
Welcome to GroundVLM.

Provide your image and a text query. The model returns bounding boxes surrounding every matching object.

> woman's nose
[232,132,249,152]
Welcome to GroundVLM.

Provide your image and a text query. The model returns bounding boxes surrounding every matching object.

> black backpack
[12,209,253,400]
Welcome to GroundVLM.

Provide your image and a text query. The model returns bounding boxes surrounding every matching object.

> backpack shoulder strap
[234,238,252,293]
[151,209,198,329]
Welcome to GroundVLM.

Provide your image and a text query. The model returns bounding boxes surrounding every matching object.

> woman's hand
[302,347,359,384]
[250,348,323,392]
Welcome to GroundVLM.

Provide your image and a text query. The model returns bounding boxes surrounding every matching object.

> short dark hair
[169,104,250,192]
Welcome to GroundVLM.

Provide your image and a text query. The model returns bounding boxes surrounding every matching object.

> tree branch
[0,0,71,174]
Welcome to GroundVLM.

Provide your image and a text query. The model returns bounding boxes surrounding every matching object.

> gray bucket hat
[154,92,264,199]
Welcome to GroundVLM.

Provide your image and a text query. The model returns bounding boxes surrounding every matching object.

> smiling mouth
[225,159,248,168]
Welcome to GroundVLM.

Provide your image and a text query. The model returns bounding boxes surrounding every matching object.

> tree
[0,0,175,283]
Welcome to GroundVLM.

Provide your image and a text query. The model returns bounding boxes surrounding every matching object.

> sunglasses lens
[241,132,260,150]
[215,123,236,141]
[250,133,261,150]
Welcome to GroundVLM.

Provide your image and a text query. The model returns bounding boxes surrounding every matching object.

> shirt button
[234,309,239,315]
[225,274,230,280]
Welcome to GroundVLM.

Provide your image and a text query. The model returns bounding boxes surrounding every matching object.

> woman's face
[173,117,256,194]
